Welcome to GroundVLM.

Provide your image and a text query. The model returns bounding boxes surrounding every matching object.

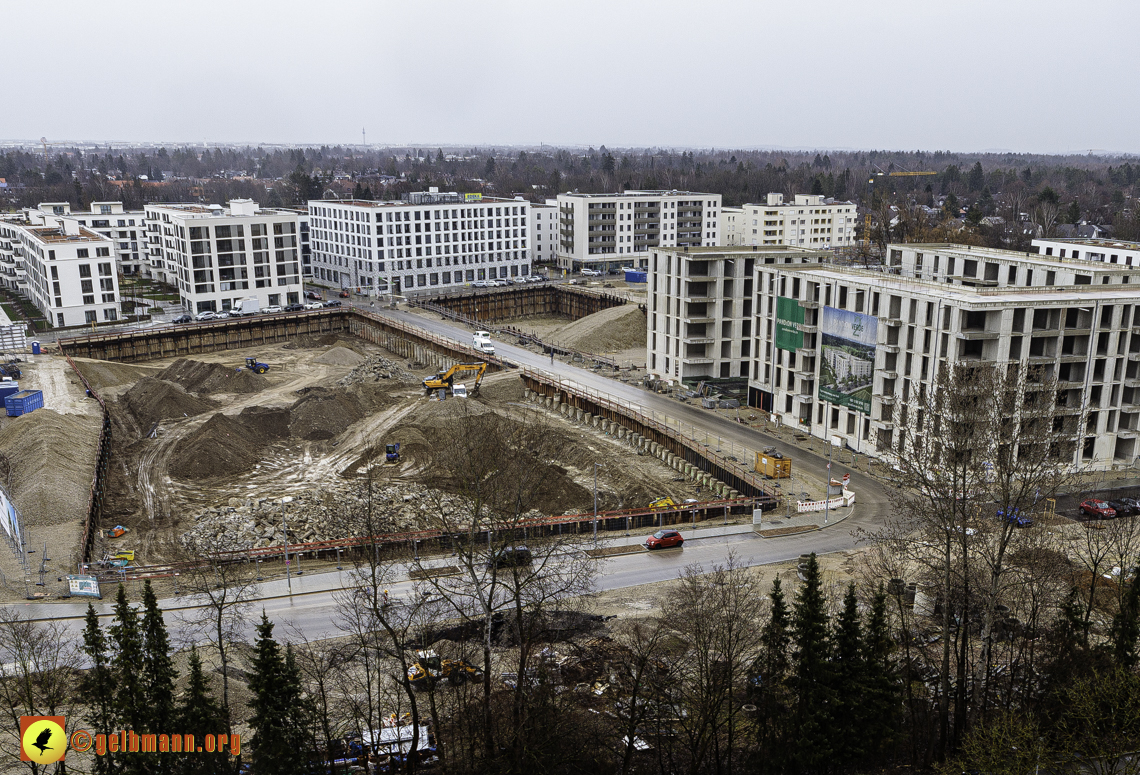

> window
[98,262,112,276]
[76,248,89,258]
[103,308,117,321]
[85,311,97,323]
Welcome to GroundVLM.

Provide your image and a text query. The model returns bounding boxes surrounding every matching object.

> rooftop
[1035,237,1140,251]
[560,190,718,199]
[26,226,106,244]
[306,195,523,209]
[898,242,1135,272]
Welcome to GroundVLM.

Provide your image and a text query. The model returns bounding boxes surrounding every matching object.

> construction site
[0,287,782,599]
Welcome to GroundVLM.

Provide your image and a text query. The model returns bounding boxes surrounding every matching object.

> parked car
[1108,500,1140,518]
[486,546,533,569]
[304,302,324,310]
[214,312,230,319]
[339,290,350,298]
[580,268,602,277]
[172,314,193,324]
[1081,499,1117,519]
[305,290,322,300]
[644,529,684,550]
[262,305,283,314]
[284,303,304,312]
[323,300,342,308]
[194,311,216,321]
[472,280,493,288]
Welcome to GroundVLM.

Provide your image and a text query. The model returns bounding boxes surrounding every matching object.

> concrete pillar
[576,408,584,422]
[560,403,569,416]
[729,489,740,498]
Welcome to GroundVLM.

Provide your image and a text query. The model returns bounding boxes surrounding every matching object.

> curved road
[20,301,894,644]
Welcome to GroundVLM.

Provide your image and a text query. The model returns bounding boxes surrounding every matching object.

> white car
[263,305,283,314]
[304,302,323,310]
[194,311,216,321]
[472,280,494,288]
[214,312,230,319]
[580,268,602,277]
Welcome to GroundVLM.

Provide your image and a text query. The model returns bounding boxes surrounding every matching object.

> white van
[472,331,495,356]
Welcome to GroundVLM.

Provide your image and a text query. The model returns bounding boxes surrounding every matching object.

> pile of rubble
[180,483,546,554]
[337,355,419,387]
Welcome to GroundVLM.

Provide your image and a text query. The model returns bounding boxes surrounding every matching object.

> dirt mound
[288,388,367,441]
[237,406,292,440]
[72,359,162,391]
[477,374,525,403]
[555,304,646,354]
[338,355,420,386]
[313,346,366,367]
[118,377,218,431]
[168,414,270,479]
[283,333,341,350]
[160,359,269,394]
[0,409,102,527]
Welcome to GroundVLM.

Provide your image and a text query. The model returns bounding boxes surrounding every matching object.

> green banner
[775,296,804,352]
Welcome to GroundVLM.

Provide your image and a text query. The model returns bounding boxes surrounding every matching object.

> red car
[645,529,684,550]
[339,290,350,298]
[1081,499,1117,519]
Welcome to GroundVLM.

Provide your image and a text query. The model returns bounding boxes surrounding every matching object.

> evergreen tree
[831,584,866,766]
[790,554,833,772]
[862,584,900,762]
[176,648,228,775]
[1110,570,1140,669]
[110,585,148,736]
[756,577,792,772]
[79,604,117,775]
[141,581,178,733]
[967,161,985,192]
[248,614,309,775]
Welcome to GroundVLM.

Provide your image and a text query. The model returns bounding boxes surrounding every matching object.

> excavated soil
[116,378,219,439]
[552,304,647,354]
[160,358,269,394]
[283,333,342,350]
[313,346,366,367]
[168,413,269,480]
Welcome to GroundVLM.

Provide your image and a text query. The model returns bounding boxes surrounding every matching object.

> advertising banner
[818,306,877,414]
[66,575,102,599]
[775,297,804,352]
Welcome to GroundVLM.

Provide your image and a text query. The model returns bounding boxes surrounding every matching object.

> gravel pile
[337,355,419,386]
[180,484,545,554]
[313,346,366,367]
[160,359,269,395]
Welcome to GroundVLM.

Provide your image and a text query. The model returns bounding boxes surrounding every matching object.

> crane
[39,137,66,170]
[887,171,937,177]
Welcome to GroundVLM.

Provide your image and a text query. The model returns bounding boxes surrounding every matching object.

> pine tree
[176,648,228,775]
[790,554,833,772]
[756,577,793,773]
[110,585,148,734]
[862,584,900,763]
[141,581,178,736]
[79,604,117,775]
[831,584,866,767]
[248,614,309,775]
[1110,571,1140,669]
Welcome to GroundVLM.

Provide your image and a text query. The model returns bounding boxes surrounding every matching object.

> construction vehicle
[649,496,678,510]
[0,361,22,380]
[103,525,128,539]
[245,357,270,374]
[422,362,486,397]
[407,649,483,690]
[385,443,400,463]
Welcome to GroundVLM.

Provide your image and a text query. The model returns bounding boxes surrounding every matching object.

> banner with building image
[775,297,804,352]
[818,306,877,414]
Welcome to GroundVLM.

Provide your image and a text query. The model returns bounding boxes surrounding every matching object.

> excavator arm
[423,362,487,394]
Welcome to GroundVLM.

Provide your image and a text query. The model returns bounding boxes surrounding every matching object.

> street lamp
[281,496,294,595]
[593,463,603,543]
[824,437,841,526]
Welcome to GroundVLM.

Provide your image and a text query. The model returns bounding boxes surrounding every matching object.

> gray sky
[8,0,1139,154]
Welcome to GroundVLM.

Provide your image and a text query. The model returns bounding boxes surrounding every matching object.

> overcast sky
[7,0,1138,154]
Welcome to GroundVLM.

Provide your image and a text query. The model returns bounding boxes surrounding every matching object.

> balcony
[800,299,821,309]
[880,370,899,380]
[878,394,898,405]
[880,317,902,327]
[956,329,1001,340]
[880,343,901,354]
[682,356,715,365]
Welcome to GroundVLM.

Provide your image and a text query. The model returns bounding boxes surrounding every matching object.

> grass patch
[758,525,819,538]
[586,544,647,558]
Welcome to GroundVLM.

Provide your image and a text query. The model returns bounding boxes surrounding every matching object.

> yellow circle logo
[21,717,66,764]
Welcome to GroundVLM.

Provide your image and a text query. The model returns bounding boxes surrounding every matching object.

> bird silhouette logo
[20,716,67,764]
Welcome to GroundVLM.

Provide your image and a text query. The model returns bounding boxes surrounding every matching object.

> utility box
[5,389,43,417]
[755,451,791,479]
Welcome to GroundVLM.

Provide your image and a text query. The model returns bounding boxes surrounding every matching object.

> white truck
[472,330,495,356]
[231,297,260,316]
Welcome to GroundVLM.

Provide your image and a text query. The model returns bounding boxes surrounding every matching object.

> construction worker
[382,589,390,605]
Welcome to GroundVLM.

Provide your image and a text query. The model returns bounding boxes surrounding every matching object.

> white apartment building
[33,202,147,276]
[738,193,858,248]
[556,190,722,272]
[650,242,1140,470]
[720,206,744,246]
[0,216,120,327]
[307,191,531,295]
[1033,237,1140,267]
[529,200,558,266]
[144,200,303,314]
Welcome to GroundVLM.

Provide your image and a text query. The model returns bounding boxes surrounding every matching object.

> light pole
[824,437,840,526]
[281,496,293,594]
[593,463,602,543]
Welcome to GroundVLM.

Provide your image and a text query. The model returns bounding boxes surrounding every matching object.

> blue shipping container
[623,269,648,283]
[5,389,43,417]
[0,383,19,401]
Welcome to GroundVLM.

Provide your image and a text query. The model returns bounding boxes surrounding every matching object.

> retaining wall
[418,285,626,324]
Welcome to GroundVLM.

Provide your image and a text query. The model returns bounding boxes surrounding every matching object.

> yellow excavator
[422,362,487,397]
[407,649,484,690]
[649,496,678,510]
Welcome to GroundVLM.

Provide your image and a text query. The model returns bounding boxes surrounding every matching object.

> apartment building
[144,200,303,314]
[1033,237,1140,267]
[720,206,744,246]
[307,191,531,295]
[529,200,558,266]
[280,208,313,278]
[650,242,1140,470]
[32,202,147,276]
[736,193,858,248]
[556,190,722,273]
[0,216,120,327]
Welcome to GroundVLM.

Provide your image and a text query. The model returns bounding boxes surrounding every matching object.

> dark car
[1081,499,1117,519]
[1108,500,1140,518]
[305,290,322,300]
[486,546,533,569]
[323,300,342,308]
[172,314,193,324]
[284,303,304,312]
[645,529,684,550]
[339,290,350,298]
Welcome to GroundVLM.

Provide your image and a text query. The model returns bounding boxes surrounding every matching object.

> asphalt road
[17,295,894,645]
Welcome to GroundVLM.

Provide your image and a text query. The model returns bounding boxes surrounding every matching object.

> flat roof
[655,245,830,257]
[146,203,294,218]
[26,226,106,244]
[560,190,717,199]
[895,242,1134,273]
[1036,237,1140,251]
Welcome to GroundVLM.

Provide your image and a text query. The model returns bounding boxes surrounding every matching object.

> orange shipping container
[755,452,791,479]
